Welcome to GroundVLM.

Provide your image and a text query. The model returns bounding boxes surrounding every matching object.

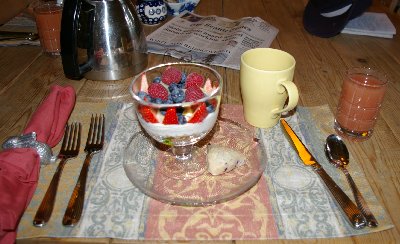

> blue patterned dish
[136,0,167,25]
[164,0,200,16]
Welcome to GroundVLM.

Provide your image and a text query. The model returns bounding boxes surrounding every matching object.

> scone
[207,145,246,175]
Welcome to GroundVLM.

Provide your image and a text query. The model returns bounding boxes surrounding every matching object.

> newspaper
[342,12,396,39]
[146,11,279,70]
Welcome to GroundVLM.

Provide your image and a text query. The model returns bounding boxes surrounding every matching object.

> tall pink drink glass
[334,68,388,141]
[34,3,63,56]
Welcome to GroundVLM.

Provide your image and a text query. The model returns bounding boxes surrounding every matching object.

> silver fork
[33,122,81,227]
[62,114,105,227]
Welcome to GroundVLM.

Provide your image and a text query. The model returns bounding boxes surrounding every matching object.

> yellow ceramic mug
[240,48,299,128]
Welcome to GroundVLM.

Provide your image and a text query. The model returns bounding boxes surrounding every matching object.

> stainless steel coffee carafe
[60,0,148,81]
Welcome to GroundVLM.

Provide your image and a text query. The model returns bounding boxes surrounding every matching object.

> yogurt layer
[138,110,218,138]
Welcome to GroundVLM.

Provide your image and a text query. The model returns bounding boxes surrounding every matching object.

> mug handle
[272,80,299,114]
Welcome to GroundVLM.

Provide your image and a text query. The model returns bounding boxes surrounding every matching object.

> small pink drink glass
[334,67,388,141]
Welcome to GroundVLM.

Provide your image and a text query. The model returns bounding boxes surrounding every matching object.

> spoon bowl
[325,134,349,168]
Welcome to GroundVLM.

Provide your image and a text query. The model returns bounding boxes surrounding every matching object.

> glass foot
[334,119,373,141]
[159,146,207,180]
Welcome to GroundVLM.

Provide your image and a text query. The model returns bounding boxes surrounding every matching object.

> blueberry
[178,114,187,124]
[170,87,179,95]
[153,98,163,104]
[172,89,185,103]
[177,72,187,88]
[137,91,148,99]
[153,77,161,83]
[169,83,178,92]
[177,82,185,89]
[178,91,185,102]
[206,104,215,113]
[160,108,167,115]
[180,72,187,82]
[176,106,184,115]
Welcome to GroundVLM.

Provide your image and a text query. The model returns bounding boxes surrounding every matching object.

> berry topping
[139,106,158,123]
[185,72,204,88]
[135,66,219,125]
[180,72,187,83]
[189,103,208,123]
[137,91,146,98]
[185,86,205,102]
[148,83,168,101]
[153,76,162,83]
[169,83,185,103]
[161,67,182,85]
[140,73,149,93]
[205,99,216,113]
[203,78,214,95]
[163,107,179,124]
[178,114,187,124]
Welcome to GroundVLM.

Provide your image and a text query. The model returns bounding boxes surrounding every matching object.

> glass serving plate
[123,117,267,206]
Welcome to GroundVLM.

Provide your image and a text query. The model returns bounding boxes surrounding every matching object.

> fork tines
[61,122,81,155]
[85,114,105,149]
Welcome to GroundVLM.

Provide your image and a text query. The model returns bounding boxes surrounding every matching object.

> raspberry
[189,103,208,123]
[185,86,204,102]
[185,72,204,88]
[163,107,179,124]
[148,83,168,101]
[161,67,182,85]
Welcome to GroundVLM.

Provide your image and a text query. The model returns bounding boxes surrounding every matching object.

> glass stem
[172,145,193,160]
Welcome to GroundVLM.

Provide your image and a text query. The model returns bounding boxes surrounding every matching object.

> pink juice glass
[34,3,63,56]
[334,67,388,141]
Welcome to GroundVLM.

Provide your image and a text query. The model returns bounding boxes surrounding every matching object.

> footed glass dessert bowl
[125,63,266,206]
[129,62,222,180]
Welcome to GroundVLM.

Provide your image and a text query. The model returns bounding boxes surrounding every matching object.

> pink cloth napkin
[0,85,76,244]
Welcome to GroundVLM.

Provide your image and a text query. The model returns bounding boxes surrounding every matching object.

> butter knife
[280,119,366,229]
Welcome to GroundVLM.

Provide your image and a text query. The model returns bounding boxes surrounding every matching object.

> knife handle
[313,165,367,229]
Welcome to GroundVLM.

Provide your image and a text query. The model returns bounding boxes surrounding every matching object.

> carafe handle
[60,0,94,80]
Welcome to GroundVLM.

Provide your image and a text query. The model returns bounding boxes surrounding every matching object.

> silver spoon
[325,134,378,227]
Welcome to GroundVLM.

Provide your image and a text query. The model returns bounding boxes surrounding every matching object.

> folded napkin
[0,85,76,244]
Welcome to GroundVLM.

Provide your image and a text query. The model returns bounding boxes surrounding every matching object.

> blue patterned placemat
[17,103,393,240]
[262,106,393,238]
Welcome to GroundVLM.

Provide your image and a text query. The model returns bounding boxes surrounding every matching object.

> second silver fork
[62,114,105,227]
[33,122,81,227]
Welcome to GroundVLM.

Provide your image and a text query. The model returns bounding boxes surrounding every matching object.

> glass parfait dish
[129,62,222,180]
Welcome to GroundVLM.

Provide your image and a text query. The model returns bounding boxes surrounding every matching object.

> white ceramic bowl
[164,0,200,16]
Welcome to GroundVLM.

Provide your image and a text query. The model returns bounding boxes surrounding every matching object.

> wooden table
[1,0,399,243]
